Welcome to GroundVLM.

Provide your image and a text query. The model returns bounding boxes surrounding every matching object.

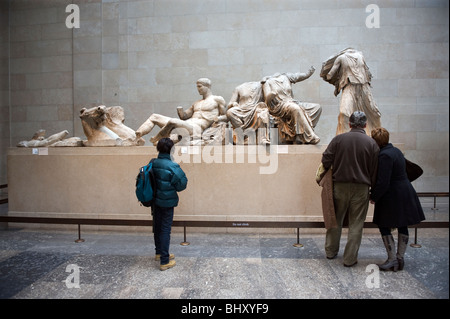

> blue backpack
[135,159,156,208]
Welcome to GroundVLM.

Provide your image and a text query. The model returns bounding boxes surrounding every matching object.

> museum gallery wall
[0,0,448,194]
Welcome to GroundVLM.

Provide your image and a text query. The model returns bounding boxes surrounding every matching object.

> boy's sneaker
[160,260,176,271]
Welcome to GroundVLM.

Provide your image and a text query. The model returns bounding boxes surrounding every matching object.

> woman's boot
[397,233,409,271]
[379,235,399,272]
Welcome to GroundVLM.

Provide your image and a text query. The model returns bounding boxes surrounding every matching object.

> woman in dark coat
[370,128,425,272]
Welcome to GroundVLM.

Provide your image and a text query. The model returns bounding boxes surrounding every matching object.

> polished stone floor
[0,225,448,301]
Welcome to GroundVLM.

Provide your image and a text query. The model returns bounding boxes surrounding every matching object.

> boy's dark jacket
[152,153,187,207]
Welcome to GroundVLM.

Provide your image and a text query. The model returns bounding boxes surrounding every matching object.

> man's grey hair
[349,111,367,128]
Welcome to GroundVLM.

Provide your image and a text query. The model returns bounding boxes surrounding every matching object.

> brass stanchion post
[180,225,190,246]
[75,224,85,243]
[293,227,303,247]
[410,227,421,248]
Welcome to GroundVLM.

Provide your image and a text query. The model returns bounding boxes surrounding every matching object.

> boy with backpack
[148,138,188,271]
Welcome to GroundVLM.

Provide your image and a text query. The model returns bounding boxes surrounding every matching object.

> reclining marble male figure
[16,129,75,147]
[135,78,227,145]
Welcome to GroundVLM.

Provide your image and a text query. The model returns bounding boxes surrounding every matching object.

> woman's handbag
[405,158,423,182]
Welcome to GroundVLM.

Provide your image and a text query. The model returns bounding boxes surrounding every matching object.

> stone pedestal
[7,145,374,231]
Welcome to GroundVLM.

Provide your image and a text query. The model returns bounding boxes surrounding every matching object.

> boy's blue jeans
[153,206,174,265]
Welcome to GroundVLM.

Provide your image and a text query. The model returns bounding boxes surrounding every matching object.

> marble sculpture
[320,48,381,135]
[79,105,145,147]
[135,78,227,146]
[261,67,322,144]
[17,129,82,147]
[226,81,271,145]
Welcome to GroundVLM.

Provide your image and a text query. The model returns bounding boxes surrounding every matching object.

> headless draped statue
[321,48,381,135]
[226,81,270,145]
[261,67,322,144]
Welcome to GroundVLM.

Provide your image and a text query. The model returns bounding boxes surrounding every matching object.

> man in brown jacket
[321,111,379,267]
